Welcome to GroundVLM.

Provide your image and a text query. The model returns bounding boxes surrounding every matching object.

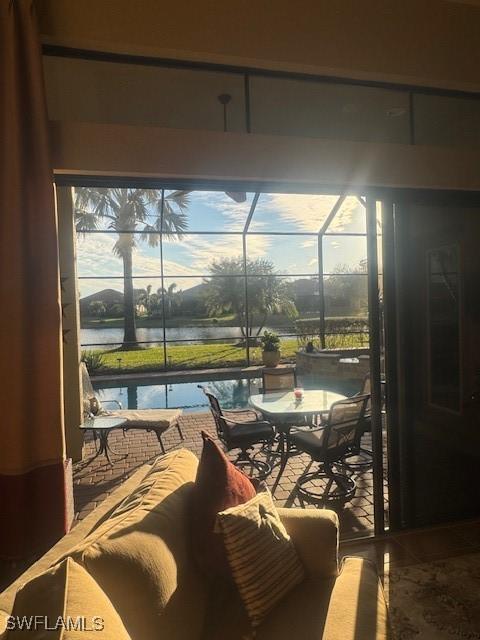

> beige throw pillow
[215,490,305,628]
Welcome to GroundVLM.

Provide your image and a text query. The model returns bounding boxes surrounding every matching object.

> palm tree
[138,284,153,316]
[75,188,189,347]
[156,282,178,318]
[165,282,178,317]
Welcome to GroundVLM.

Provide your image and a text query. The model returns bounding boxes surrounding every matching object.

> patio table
[249,390,346,492]
[80,416,128,465]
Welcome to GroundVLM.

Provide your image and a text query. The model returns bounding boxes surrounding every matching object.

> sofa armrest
[321,557,390,639]
[278,508,338,578]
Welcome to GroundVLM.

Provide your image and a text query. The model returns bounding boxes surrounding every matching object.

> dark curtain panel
[0,0,68,559]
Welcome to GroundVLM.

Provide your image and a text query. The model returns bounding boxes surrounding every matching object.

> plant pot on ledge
[262,350,281,367]
[261,330,281,367]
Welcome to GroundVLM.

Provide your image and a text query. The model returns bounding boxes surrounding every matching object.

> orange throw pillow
[190,431,256,578]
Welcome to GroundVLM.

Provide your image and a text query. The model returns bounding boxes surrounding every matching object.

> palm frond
[113,233,136,258]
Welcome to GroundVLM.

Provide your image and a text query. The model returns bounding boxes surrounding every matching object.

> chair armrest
[101,399,123,409]
[278,508,338,578]
[223,408,262,421]
[222,415,271,429]
[290,424,326,435]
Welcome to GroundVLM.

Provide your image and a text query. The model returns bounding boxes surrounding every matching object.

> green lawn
[95,334,368,374]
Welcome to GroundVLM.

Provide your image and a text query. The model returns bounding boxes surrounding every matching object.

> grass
[96,334,368,374]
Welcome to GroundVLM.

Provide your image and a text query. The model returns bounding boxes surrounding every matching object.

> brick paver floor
[73,412,388,539]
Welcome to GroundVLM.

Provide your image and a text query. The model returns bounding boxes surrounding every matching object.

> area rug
[386,552,480,639]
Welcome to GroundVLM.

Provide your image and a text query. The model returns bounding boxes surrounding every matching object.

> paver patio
[73,412,388,539]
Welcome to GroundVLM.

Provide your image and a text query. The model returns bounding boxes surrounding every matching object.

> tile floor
[340,518,480,577]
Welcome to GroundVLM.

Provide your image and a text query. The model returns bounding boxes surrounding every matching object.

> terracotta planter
[262,350,281,367]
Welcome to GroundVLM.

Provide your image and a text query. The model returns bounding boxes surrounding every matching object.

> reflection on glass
[427,246,461,411]
[414,94,480,148]
[250,76,409,143]
[44,56,247,132]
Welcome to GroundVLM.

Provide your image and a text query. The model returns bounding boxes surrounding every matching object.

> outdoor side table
[80,416,128,465]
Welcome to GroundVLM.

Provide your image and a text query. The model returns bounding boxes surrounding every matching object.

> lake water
[92,374,358,413]
[81,325,292,348]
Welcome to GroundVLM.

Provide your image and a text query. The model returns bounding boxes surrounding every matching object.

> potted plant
[261,330,281,367]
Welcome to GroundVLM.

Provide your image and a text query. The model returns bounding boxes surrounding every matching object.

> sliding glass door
[385,193,480,528]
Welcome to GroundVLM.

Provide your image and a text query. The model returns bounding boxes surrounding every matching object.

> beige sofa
[0,449,390,639]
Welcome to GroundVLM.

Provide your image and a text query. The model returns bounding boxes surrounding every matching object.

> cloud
[250,193,364,234]
[77,230,272,295]
[177,190,252,231]
[163,233,270,273]
[78,233,199,278]
[328,197,364,233]
[75,191,366,296]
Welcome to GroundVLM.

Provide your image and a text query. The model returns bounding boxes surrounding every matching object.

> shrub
[81,350,105,375]
[295,316,369,348]
[261,330,281,352]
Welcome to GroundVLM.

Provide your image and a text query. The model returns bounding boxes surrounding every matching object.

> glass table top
[80,416,128,430]
[249,390,346,415]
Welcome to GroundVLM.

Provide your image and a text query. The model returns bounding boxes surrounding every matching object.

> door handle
[465,391,480,407]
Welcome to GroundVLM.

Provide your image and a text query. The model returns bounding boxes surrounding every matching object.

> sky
[76,191,368,298]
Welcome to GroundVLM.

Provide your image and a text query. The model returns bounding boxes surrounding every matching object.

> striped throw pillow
[215,491,305,628]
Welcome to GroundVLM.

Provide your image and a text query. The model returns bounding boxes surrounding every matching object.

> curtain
[0,0,69,559]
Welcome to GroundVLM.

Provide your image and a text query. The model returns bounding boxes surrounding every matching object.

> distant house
[79,289,124,317]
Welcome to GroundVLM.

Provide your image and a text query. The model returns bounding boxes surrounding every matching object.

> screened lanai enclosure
[76,187,378,379]
[72,185,387,536]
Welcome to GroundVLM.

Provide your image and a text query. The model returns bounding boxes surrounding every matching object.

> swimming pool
[92,374,359,413]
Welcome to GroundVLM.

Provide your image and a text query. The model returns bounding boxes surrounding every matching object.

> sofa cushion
[190,431,256,578]
[216,491,305,629]
[203,557,389,640]
[104,408,182,431]
[5,557,131,639]
[70,449,207,640]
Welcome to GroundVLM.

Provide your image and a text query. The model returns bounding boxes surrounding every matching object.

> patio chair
[198,385,275,480]
[341,374,373,470]
[261,366,297,394]
[81,362,184,454]
[262,366,318,434]
[280,394,369,507]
